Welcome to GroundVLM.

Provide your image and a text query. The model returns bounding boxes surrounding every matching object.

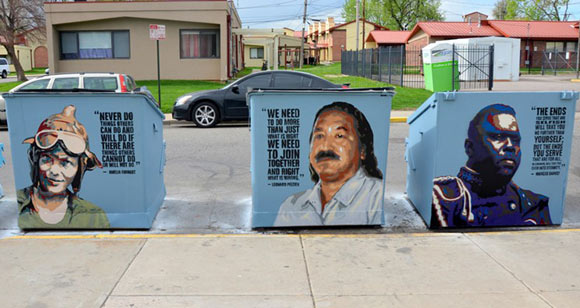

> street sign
[149,24,166,40]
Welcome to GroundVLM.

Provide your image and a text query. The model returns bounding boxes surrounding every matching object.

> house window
[546,42,565,52]
[60,31,130,60]
[180,29,220,58]
[250,47,264,59]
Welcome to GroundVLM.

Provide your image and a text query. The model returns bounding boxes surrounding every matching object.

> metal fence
[541,51,578,75]
[341,45,494,90]
[451,44,494,91]
[341,46,424,88]
[520,50,579,75]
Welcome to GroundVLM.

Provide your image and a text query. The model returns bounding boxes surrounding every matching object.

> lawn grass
[8,68,47,77]
[0,81,22,92]
[287,62,433,110]
[1,62,432,113]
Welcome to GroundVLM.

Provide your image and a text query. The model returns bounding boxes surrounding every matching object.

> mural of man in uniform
[432,104,551,227]
[18,105,110,228]
[275,102,384,226]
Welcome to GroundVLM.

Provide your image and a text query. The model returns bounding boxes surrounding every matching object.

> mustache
[315,150,340,162]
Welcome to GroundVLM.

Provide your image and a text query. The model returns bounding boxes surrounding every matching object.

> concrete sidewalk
[1,229,579,307]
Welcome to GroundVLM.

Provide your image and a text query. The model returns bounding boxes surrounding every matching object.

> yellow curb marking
[4,228,580,240]
[571,79,580,82]
[390,117,407,123]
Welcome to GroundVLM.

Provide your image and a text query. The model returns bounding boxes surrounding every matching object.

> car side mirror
[232,85,239,94]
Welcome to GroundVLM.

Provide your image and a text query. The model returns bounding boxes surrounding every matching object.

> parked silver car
[0,72,138,123]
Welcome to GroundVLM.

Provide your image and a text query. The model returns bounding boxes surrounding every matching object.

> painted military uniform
[431,167,551,227]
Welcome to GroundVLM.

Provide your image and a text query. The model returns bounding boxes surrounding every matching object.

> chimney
[468,17,471,26]
[478,15,481,27]
[327,17,335,30]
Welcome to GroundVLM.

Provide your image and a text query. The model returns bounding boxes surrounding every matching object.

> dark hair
[467,104,517,141]
[309,101,382,182]
[27,141,88,194]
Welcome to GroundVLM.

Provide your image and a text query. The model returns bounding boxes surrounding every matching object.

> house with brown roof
[406,21,502,50]
[487,20,579,67]
[365,31,410,48]
[44,0,243,81]
[405,12,579,68]
[306,18,388,62]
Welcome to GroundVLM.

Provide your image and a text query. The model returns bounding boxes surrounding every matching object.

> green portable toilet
[423,43,459,92]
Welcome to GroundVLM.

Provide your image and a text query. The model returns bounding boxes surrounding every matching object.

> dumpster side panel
[5,93,165,229]
[142,99,166,227]
[406,94,439,226]
[430,92,576,228]
[250,91,392,228]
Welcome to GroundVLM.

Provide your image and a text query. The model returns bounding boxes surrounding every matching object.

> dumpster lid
[249,87,395,93]
[3,91,165,119]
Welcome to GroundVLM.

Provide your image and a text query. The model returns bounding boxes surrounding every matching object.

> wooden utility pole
[362,0,365,49]
[356,0,359,52]
[300,0,307,68]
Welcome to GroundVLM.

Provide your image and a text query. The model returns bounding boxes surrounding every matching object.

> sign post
[149,24,166,106]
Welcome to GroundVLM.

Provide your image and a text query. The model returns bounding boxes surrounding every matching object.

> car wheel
[1,71,6,78]
[192,102,219,128]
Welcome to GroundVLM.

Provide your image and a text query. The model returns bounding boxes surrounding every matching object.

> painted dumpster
[0,143,4,198]
[422,43,459,92]
[249,88,394,228]
[406,91,578,228]
[4,92,166,229]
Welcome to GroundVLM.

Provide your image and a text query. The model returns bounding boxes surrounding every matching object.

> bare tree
[0,0,45,81]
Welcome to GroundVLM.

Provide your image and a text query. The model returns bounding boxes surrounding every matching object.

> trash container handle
[405,138,416,172]
[159,140,166,174]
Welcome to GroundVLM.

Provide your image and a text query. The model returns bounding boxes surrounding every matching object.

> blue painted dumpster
[406,91,578,228]
[249,88,394,228]
[4,92,166,229]
[0,143,4,198]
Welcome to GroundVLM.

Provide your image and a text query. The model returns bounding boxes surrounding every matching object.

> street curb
[390,117,407,123]
[572,79,580,82]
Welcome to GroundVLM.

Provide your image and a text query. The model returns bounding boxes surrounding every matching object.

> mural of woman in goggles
[17,105,110,229]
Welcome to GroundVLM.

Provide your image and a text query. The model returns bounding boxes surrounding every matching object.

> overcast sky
[235,0,580,30]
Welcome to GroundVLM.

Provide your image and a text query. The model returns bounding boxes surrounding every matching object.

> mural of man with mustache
[274,102,384,226]
[432,104,551,227]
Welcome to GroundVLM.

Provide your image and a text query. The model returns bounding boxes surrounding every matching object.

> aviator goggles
[34,130,87,155]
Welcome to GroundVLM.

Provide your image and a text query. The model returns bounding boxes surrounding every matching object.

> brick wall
[332,30,346,62]
[406,35,429,50]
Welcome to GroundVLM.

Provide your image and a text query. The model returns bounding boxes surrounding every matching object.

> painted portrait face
[38,144,79,195]
[309,110,363,182]
[474,112,522,177]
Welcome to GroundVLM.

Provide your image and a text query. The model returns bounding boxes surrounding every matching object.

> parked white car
[0,72,139,123]
[0,58,10,79]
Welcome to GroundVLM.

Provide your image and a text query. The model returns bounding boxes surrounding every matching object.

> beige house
[307,18,387,62]
[0,45,33,71]
[237,29,302,69]
[44,0,243,81]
